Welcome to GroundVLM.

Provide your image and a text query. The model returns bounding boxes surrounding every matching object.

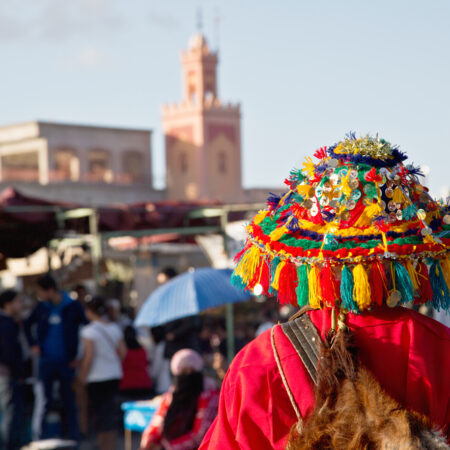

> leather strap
[281,314,321,385]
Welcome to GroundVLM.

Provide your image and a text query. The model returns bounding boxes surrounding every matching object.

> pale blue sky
[1,0,449,196]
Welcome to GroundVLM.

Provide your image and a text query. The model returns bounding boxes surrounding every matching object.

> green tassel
[231,272,247,291]
[393,262,414,304]
[269,257,281,295]
[429,261,450,311]
[295,264,309,307]
[340,265,359,313]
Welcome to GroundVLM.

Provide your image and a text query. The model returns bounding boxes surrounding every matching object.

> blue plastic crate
[121,401,159,432]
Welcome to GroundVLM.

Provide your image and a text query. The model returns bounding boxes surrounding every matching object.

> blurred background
[0,1,449,447]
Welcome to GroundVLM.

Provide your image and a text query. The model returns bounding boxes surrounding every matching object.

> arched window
[218,151,227,174]
[54,148,79,181]
[88,149,112,183]
[122,151,144,183]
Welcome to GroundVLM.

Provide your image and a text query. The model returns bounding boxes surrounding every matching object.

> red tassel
[278,262,298,305]
[319,265,339,307]
[369,262,387,306]
[415,262,433,304]
[258,259,271,294]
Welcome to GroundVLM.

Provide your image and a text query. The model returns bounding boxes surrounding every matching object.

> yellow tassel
[381,231,388,252]
[354,202,383,227]
[352,264,371,311]
[271,261,286,290]
[308,265,322,309]
[406,260,420,291]
[270,225,287,242]
[253,210,269,225]
[440,257,450,289]
[234,246,261,283]
[393,187,406,204]
[423,234,436,244]
[297,185,314,198]
[341,171,353,198]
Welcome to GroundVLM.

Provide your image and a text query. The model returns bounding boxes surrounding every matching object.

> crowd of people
[0,271,275,450]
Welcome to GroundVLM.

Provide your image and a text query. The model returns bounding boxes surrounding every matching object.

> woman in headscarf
[140,349,219,450]
[200,134,450,449]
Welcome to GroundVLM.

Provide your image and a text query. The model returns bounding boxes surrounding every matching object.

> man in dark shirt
[24,275,86,441]
[0,289,25,450]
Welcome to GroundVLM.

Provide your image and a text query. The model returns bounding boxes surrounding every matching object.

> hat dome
[232,134,450,313]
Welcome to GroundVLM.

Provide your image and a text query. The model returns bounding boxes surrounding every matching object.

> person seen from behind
[79,296,126,450]
[200,134,450,448]
[24,274,86,441]
[140,349,219,450]
[0,290,25,450]
[120,325,153,400]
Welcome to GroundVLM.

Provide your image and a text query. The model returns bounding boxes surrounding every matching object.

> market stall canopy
[0,187,232,258]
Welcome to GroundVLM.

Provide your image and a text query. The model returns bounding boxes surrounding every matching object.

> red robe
[200,307,450,449]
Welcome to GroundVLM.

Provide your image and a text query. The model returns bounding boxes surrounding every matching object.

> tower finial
[196,7,203,33]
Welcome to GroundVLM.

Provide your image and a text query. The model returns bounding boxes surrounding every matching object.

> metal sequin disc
[323,182,332,193]
[387,290,401,307]
[329,174,339,186]
[396,210,403,220]
[350,179,359,190]
[328,159,339,168]
[351,189,362,200]
[303,199,313,209]
[320,196,329,206]
[444,214,450,225]
[385,188,394,199]
[417,209,426,221]
[346,199,356,210]
[388,201,397,212]
[349,169,358,180]
[310,205,319,217]
[341,211,351,221]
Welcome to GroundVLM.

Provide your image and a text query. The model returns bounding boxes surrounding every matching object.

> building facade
[162,34,244,203]
[0,121,161,205]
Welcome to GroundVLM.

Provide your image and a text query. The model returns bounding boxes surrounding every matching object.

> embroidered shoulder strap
[281,314,321,386]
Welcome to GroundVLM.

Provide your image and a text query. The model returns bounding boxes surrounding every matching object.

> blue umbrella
[135,267,251,328]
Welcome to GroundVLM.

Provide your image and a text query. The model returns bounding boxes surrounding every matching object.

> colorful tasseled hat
[232,133,450,313]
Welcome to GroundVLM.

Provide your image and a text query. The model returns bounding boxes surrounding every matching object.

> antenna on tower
[196,7,203,33]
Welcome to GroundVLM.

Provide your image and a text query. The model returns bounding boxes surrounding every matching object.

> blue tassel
[393,262,414,304]
[340,265,359,313]
[268,257,281,295]
[429,261,450,311]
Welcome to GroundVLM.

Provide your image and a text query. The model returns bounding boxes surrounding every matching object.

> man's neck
[51,291,63,306]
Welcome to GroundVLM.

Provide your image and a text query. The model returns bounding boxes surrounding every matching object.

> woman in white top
[79,296,126,450]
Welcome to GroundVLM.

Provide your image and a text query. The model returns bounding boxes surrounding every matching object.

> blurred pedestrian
[24,274,86,441]
[0,289,25,450]
[140,349,219,450]
[105,298,132,330]
[119,325,152,400]
[150,327,171,395]
[79,296,126,450]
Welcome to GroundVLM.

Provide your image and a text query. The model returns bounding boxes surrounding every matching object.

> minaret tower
[162,34,243,202]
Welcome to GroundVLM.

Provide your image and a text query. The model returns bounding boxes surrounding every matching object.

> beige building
[0,121,162,205]
[162,34,244,203]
